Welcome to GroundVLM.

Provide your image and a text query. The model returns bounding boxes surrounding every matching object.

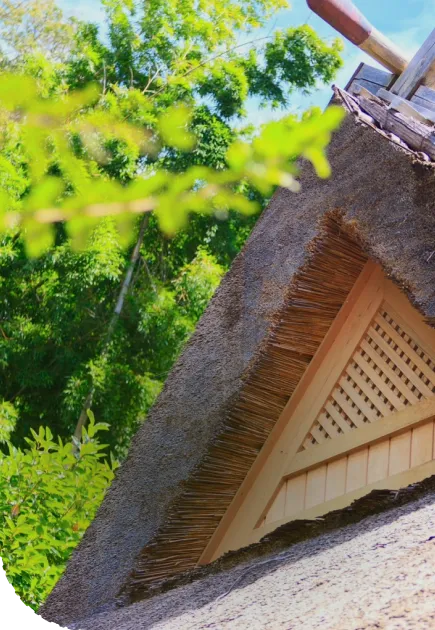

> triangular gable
[122,216,369,601]
[200,263,435,563]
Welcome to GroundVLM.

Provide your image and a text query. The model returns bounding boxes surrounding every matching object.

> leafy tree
[0,220,226,453]
[0,400,17,443]
[0,0,346,607]
[93,0,342,112]
[0,0,75,65]
[0,0,343,454]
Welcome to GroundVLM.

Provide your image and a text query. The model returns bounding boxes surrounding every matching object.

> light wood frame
[199,262,435,563]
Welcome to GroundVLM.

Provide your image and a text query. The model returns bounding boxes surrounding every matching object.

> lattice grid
[300,304,435,451]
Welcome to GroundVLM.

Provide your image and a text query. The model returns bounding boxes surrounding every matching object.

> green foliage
[173,248,224,319]
[0,228,224,454]
[97,0,341,114]
[0,72,344,252]
[0,414,117,610]
[0,0,344,252]
[102,0,290,87]
[0,0,75,65]
[0,0,347,440]
[0,0,345,452]
[246,26,343,106]
[0,0,346,606]
[0,400,18,443]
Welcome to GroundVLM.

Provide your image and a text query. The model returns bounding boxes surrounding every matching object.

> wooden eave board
[200,263,435,563]
[390,28,435,97]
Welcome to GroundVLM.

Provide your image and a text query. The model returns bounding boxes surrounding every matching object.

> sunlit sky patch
[57,0,435,124]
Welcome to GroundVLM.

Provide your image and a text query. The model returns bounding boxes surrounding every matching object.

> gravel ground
[73,491,435,630]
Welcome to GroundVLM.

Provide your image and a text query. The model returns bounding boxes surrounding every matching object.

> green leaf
[158,105,196,151]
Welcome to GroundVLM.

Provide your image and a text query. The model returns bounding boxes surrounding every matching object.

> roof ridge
[334,85,435,164]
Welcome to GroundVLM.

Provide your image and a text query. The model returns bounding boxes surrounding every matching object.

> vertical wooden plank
[305,465,327,509]
[325,457,347,501]
[411,421,434,467]
[265,483,286,524]
[367,440,390,484]
[389,431,411,476]
[346,448,368,492]
[390,28,435,97]
[414,85,435,108]
[285,474,306,518]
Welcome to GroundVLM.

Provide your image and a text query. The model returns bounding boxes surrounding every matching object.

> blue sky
[58,0,435,123]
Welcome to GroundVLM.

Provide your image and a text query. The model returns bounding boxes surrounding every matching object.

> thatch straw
[122,214,368,603]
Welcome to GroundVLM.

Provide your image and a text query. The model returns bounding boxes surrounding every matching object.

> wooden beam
[354,91,435,160]
[307,1,408,75]
[391,28,435,97]
[360,27,408,76]
[284,397,435,479]
[376,87,435,125]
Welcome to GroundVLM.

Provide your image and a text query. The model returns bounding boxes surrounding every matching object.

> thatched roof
[66,478,435,630]
[41,90,435,628]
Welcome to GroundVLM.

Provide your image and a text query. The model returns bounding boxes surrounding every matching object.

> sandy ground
[72,491,435,630]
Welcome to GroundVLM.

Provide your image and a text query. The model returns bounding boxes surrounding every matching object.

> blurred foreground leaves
[0,74,344,256]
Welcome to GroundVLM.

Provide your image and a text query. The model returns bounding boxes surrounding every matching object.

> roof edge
[122,474,435,609]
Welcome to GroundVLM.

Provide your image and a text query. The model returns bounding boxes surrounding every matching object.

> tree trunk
[73,215,150,441]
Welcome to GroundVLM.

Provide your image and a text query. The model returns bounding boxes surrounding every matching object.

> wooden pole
[307,0,408,75]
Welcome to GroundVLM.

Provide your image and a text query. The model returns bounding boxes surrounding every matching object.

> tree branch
[153,35,273,96]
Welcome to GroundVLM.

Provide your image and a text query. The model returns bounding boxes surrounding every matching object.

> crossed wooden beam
[308,0,435,100]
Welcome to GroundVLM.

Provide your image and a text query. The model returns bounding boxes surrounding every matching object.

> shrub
[0,412,117,610]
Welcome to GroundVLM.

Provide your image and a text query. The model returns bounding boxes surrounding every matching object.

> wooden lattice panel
[300,304,435,451]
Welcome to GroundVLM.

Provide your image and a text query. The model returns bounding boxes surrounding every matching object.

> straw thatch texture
[123,216,367,601]
[69,480,435,630]
[41,109,435,628]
